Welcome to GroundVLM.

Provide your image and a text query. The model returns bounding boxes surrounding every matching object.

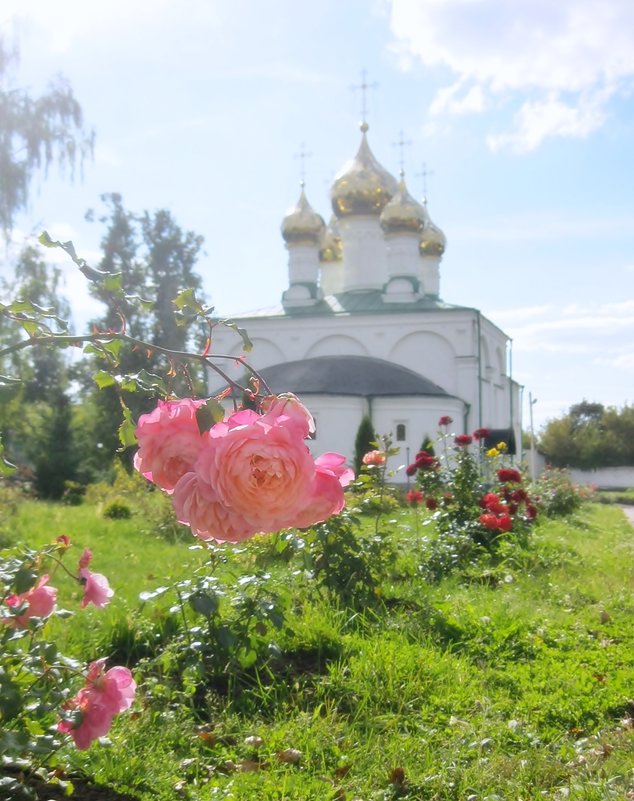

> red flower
[472,428,491,441]
[438,416,453,427]
[479,513,513,532]
[425,497,438,510]
[454,434,473,447]
[406,489,423,506]
[526,504,537,520]
[498,514,513,532]
[406,451,437,475]
[480,492,506,515]
[497,468,522,483]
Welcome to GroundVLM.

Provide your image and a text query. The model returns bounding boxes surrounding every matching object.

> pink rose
[260,393,315,439]
[4,575,57,627]
[134,398,205,492]
[58,659,136,750]
[172,471,259,543]
[80,568,114,608]
[290,453,354,530]
[195,415,316,534]
[362,450,386,466]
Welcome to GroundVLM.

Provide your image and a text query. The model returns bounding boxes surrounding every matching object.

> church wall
[301,395,368,464]
[372,395,466,478]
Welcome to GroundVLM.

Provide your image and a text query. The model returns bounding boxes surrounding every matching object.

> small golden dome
[419,207,446,256]
[319,215,343,262]
[380,175,426,234]
[281,187,325,245]
[331,126,398,218]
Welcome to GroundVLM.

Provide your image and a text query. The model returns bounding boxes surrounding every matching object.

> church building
[210,121,521,473]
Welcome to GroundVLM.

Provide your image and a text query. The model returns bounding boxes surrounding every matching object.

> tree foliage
[77,195,207,473]
[354,414,377,474]
[539,400,634,469]
[0,37,93,235]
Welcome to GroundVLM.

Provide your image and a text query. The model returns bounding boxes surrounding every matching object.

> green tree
[0,247,78,496]
[77,195,207,471]
[0,36,93,236]
[354,414,377,474]
[539,400,634,469]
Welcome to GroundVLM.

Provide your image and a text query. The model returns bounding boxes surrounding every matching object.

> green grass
[2,500,634,800]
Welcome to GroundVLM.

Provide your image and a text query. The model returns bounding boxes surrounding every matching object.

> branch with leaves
[0,233,270,475]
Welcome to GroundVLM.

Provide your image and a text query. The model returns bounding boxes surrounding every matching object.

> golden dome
[319,215,343,262]
[380,175,426,234]
[281,187,325,245]
[419,207,446,256]
[331,124,398,218]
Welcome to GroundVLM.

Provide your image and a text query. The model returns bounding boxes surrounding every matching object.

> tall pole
[529,392,537,484]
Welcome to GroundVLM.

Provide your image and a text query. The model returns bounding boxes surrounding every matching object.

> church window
[396,423,406,441]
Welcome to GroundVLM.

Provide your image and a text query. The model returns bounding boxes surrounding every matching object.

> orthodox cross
[294,143,312,187]
[351,69,378,124]
[416,161,435,202]
[392,130,412,175]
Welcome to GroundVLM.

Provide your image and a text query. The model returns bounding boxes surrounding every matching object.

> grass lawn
[2,499,633,800]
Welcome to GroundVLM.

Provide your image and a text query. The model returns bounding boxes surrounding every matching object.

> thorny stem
[0,329,273,398]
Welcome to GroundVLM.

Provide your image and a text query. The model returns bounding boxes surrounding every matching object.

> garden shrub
[534,467,585,517]
[103,499,133,519]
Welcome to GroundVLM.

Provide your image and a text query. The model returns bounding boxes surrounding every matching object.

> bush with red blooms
[406,418,536,549]
[1,537,135,785]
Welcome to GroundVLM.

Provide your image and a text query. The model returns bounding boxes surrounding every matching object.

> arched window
[396,423,406,442]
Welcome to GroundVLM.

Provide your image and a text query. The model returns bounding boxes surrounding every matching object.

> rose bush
[1,537,136,785]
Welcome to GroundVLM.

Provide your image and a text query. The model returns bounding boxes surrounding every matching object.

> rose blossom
[291,452,354,530]
[472,428,491,441]
[497,468,522,483]
[362,450,386,466]
[196,411,316,533]
[80,570,114,608]
[438,416,453,427]
[5,575,57,627]
[58,659,136,750]
[406,489,423,506]
[78,549,113,608]
[134,398,206,492]
[454,434,473,447]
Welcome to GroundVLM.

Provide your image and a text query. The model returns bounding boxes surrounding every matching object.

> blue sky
[2,0,633,432]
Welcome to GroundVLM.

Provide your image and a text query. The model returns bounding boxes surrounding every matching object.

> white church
[210,121,521,471]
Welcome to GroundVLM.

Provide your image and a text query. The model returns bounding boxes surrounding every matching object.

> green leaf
[14,566,37,594]
[117,406,137,449]
[196,398,225,434]
[0,437,15,476]
[93,370,117,389]
[221,319,253,353]
[173,288,204,313]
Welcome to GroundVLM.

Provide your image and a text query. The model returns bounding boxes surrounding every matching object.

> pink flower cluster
[58,659,136,749]
[3,545,113,629]
[134,395,354,543]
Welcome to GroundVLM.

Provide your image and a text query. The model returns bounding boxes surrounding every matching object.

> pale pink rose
[362,449,386,466]
[290,453,354,529]
[195,417,316,534]
[4,575,57,627]
[80,568,114,608]
[260,393,315,439]
[58,659,136,750]
[172,471,258,543]
[134,398,205,492]
[79,547,92,569]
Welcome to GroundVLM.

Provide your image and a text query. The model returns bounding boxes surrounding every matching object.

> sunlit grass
[2,500,633,800]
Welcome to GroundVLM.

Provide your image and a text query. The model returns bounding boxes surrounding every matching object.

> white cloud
[389,0,634,150]
[487,92,609,153]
